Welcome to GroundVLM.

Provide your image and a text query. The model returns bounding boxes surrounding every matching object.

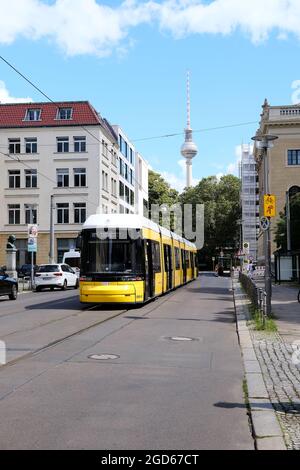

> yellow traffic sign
[264,194,276,218]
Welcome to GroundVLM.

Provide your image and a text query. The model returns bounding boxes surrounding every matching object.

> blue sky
[1,0,300,191]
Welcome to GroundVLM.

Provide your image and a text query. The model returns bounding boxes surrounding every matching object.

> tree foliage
[148,171,241,260]
[180,174,241,256]
[148,170,179,207]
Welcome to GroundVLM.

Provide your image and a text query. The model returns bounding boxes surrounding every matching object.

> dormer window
[57,107,73,120]
[24,109,41,121]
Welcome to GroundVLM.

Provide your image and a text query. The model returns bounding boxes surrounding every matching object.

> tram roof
[83,214,196,249]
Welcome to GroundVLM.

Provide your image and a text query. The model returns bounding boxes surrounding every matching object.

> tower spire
[187,70,191,129]
[181,71,198,188]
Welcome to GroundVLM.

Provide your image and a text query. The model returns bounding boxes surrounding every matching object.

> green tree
[180,174,241,260]
[148,170,179,206]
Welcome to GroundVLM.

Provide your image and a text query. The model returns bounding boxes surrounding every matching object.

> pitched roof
[0,101,102,128]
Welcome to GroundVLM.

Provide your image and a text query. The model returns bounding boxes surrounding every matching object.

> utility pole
[252,133,278,317]
[49,195,55,264]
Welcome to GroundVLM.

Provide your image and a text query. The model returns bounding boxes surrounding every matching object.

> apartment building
[135,152,149,217]
[0,101,120,265]
[112,125,137,215]
[239,145,259,261]
[253,100,300,262]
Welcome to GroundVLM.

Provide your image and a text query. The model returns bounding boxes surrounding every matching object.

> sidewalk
[256,279,300,342]
[233,274,300,450]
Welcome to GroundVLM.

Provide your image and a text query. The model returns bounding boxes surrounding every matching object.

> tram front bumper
[80,282,144,304]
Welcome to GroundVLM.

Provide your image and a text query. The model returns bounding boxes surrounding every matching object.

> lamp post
[251,133,278,316]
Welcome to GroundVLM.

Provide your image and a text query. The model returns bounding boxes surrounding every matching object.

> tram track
[0,284,185,371]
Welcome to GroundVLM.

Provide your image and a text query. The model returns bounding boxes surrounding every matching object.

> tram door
[181,250,187,283]
[163,244,173,291]
[144,240,154,299]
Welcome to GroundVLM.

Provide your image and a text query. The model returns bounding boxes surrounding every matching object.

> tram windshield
[81,230,144,274]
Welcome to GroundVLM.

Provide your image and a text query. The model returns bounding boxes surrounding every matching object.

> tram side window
[191,253,194,271]
[151,241,161,273]
[185,250,190,269]
[175,247,181,270]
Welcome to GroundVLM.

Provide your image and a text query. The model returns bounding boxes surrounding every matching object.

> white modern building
[0,101,148,266]
[240,144,259,261]
[135,152,149,217]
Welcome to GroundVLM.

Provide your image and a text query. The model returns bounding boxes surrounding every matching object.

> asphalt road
[0,274,254,450]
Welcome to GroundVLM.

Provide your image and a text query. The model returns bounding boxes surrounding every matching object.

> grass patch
[243,378,249,405]
[248,305,277,332]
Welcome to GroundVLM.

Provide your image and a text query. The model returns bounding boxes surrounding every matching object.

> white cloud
[0,81,32,103]
[161,158,199,192]
[1,0,300,57]
[226,143,253,176]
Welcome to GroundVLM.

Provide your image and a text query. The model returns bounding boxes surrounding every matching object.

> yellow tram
[77,214,197,304]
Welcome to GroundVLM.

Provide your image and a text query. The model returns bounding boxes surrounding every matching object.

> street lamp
[251,133,278,316]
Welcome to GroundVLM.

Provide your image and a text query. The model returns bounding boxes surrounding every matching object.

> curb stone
[232,277,287,451]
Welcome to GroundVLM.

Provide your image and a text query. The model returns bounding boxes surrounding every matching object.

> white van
[62,249,81,277]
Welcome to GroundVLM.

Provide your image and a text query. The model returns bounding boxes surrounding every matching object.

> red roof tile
[0,101,101,128]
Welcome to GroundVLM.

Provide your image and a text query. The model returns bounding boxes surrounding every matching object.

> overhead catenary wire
[0,149,101,210]
[0,53,150,195]
[0,53,259,195]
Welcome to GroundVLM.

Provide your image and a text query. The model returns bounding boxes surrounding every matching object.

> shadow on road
[188,287,232,296]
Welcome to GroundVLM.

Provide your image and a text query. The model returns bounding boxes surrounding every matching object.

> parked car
[0,266,18,300]
[34,264,79,291]
[17,264,38,278]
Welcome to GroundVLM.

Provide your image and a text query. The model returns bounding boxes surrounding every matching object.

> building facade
[253,100,300,262]
[239,144,259,261]
[0,101,148,266]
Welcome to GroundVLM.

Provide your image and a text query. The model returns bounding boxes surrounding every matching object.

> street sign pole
[264,150,272,316]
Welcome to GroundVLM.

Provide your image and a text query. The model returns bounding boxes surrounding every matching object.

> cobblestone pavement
[251,329,300,450]
[234,274,300,449]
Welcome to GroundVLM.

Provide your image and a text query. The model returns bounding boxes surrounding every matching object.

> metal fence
[239,272,267,326]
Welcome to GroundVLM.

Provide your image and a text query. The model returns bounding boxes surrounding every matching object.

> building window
[8,170,20,188]
[24,109,41,121]
[57,137,69,153]
[119,204,124,214]
[119,158,124,177]
[57,203,69,224]
[111,178,117,196]
[125,185,130,204]
[124,141,128,159]
[74,168,86,187]
[57,168,69,187]
[25,204,37,224]
[102,171,108,191]
[74,136,86,153]
[8,204,20,225]
[130,190,134,206]
[288,150,300,165]
[124,164,128,181]
[57,108,72,120]
[119,135,124,154]
[25,138,38,154]
[119,181,124,199]
[8,139,21,154]
[25,169,37,188]
[74,203,86,224]
[130,148,134,165]
[111,151,117,167]
[130,169,133,185]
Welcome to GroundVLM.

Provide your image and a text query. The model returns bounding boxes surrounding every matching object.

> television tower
[181,71,198,188]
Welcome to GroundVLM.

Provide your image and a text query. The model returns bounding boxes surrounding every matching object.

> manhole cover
[166,336,198,342]
[88,354,119,360]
